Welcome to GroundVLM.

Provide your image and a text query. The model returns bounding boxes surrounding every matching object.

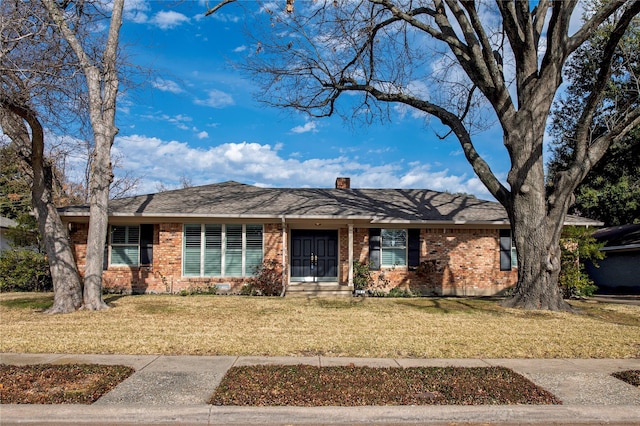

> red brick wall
[361,228,517,296]
[68,222,516,296]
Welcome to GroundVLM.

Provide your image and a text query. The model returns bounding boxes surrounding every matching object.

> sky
[67,0,577,200]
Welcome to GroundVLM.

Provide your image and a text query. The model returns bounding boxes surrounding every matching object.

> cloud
[196,131,209,139]
[194,89,235,108]
[151,78,184,94]
[290,121,318,134]
[112,135,494,199]
[149,10,190,30]
[234,45,248,53]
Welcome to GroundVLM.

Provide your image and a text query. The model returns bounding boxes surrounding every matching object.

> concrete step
[285,283,353,297]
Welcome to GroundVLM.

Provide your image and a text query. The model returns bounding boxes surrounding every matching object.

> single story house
[0,216,18,252]
[58,178,600,296]
[586,223,640,294]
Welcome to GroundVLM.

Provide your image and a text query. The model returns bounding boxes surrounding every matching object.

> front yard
[0,293,638,358]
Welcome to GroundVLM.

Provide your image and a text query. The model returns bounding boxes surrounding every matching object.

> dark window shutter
[369,228,381,270]
[140,224,154,265]
[408,229,420,268]
[499,229,512,271]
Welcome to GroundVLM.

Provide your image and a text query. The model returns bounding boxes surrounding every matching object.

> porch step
[285,283,353,297]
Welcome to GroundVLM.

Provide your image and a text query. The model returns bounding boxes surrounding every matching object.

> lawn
[1,293,638,358]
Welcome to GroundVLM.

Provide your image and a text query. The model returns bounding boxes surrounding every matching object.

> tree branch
[204,0,237,17]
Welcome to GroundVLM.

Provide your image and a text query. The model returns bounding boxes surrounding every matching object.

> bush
[558,226,604,298]
[352,261,372,291]
[0,248,52,292]
[247,259,283,296]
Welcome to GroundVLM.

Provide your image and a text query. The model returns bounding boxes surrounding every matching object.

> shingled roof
[58,181,600,226]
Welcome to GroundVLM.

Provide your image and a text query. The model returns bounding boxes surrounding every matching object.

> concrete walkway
[1,353,639,425]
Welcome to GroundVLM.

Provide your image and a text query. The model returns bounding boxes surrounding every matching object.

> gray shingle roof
[58,181,601,225]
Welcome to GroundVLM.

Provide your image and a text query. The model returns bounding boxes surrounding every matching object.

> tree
[43,0,125,310]
[237,0,640,310]
[1,1,84,313]
[548,11,640,227]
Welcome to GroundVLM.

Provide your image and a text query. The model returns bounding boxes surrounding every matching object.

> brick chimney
[335,177,351,189]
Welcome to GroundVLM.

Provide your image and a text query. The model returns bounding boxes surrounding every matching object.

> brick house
[58,178,599,296]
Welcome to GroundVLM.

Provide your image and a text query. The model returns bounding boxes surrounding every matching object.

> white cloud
[112,135,494,199]
[290,121,318,134]
[151,78,184,94]
[234,45,248,53]
[195,89,235,108]
[150,10,190,30]
[196,131,209,139]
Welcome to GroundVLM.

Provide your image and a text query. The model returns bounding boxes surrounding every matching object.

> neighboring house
[0,216,18,252]
[586,224,640,294]
[58,178,600,296]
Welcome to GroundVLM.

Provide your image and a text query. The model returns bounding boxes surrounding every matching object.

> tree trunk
[82,129,112,310]
[43,0,125,310]
[500,112,571,311]
[0,108,83,313]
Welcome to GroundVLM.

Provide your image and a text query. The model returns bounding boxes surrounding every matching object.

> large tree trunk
[500,111,571,311]
[0,108,83,313]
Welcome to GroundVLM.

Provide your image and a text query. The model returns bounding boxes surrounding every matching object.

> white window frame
[380,228,407,267]
[183,224,263,277]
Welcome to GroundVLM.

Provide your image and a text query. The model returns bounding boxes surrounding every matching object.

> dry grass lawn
[1,293,639,358]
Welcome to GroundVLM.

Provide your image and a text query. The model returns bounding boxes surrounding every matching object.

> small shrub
[558,227,604,298]
[247,259,283,296]
[0,248,52,292]
[353,261,372,290]
[240,283,257,296]
[177,285,218,296]
[387,287,415,298]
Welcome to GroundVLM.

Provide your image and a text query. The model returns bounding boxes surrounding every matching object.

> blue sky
[106,1,519,199]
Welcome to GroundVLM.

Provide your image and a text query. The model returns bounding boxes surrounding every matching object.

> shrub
[352,261,372,291]
[247,259,283,296]
[558,226,604,298]
[0,248,52,292]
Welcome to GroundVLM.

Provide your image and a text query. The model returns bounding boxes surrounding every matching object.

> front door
[291,230,338,282]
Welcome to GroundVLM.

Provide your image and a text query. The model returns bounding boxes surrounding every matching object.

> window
[381,229,407,266]
[183,224,263,277]
[500,229,518,271]
[369,228,417,270]
[110,225,140,266]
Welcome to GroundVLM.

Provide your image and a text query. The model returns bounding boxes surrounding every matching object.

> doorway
[290,230,338,282]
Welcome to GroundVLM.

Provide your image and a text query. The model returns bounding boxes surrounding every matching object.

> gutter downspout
[280,216,287,297]
[348,223,354,287]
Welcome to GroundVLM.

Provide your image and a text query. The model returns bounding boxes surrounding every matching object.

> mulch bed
[0,364,134,404]
[210,364,562,406]
[612,370,640,388]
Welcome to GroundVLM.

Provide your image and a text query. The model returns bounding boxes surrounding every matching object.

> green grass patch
[0,294,53,311]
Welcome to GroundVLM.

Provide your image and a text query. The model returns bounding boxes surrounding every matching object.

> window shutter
[369,228,381,270]
[140,224,154,265]
[499,229,512,271]
[184,225,202,276]
[408,229,420,268]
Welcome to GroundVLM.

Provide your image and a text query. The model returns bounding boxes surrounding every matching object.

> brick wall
[68,222,516,296]
[358,228,517,296]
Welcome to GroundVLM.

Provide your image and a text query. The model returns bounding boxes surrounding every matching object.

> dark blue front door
[291,230,338,282]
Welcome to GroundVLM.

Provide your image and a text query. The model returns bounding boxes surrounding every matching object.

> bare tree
[1,0,84,313]
[43,0,125,310]
[240,1,640,310]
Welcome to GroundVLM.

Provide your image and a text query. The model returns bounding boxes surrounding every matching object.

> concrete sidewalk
[1,353,639,425]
